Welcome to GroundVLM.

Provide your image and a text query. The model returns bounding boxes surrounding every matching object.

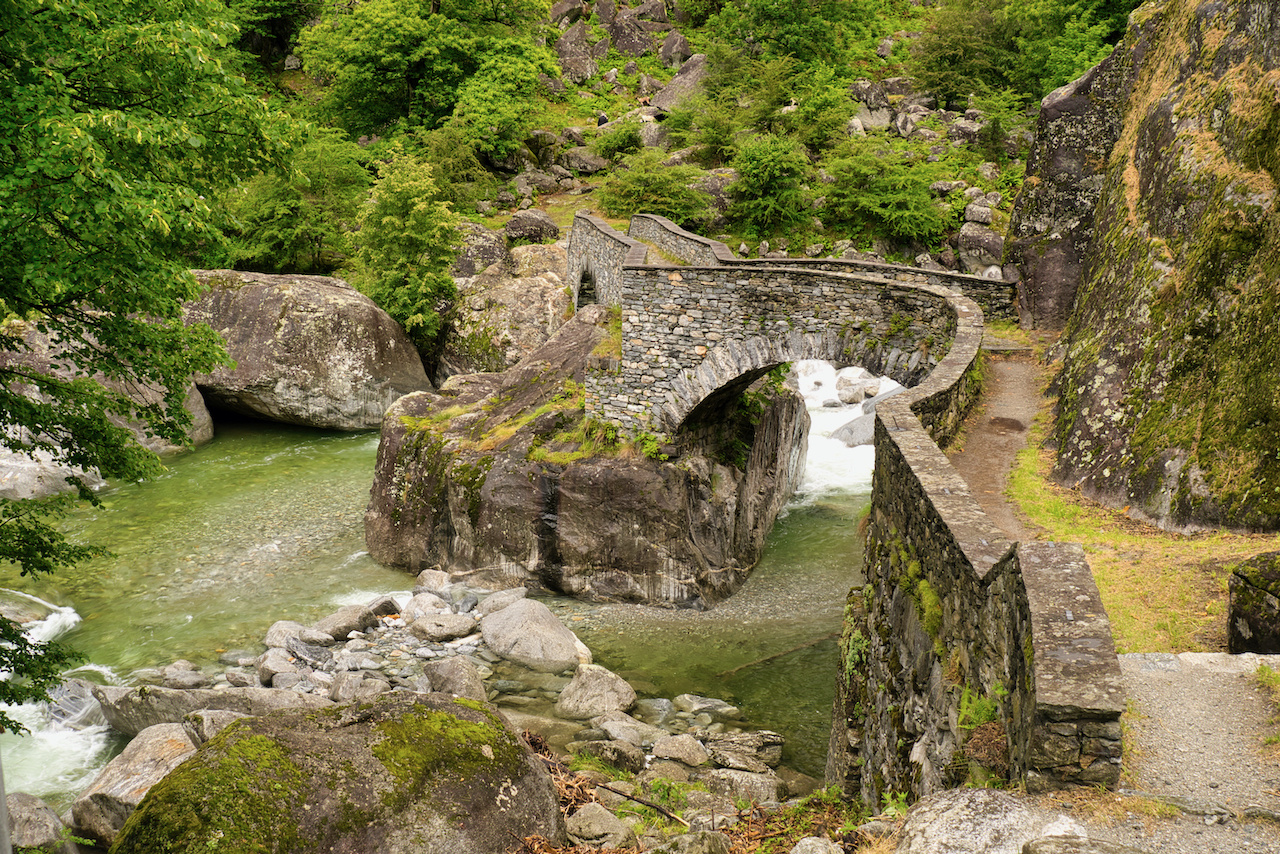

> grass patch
[1005,366,1280,653]
[1037,788,1179,829]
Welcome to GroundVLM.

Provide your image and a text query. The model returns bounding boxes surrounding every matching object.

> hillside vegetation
[185,0,1142,361]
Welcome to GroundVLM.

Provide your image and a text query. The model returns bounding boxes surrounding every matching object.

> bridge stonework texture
[567,213,1125,804]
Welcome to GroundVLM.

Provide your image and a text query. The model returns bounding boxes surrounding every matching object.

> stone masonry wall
[826,329,1125,806]
[567,213,648,308]
[586,263,958,435]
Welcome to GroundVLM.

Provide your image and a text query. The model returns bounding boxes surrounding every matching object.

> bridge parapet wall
[626,214,1018,321]
[567,213,648,307]
[826,319,1125,805]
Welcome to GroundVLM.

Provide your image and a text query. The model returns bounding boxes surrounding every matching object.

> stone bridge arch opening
[575,266,598,310]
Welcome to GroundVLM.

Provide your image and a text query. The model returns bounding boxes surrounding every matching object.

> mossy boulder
[110,693,565,854]
[1228,552,1280,653]
[1015,0,1280,530]
[364,305,808,607]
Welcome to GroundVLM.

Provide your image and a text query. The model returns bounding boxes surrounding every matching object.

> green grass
[1005,364,1280,653]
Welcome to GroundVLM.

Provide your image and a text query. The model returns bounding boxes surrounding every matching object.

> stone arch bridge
[567,212,1013,436]
[566,211,1126,806]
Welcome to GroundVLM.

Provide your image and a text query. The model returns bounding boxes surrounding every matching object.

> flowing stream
[2,362,877,807]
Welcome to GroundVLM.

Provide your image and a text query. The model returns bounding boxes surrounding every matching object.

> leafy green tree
[825,135,955,244]
[728,134,812,237]
[347,150,460,359]
[297,0,476,136]
[0,0,279,732]
[218,128,372,273]
[597,150,713,230]
[451,40,559,158]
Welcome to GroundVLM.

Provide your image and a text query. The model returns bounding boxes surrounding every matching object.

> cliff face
[1014,0,1280,530]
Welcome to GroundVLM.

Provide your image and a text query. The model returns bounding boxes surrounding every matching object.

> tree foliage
[217,127,372,273]
[597,150,713,230]
[729,134,812,238]
[825,135,956,244]
[347,150,460,358]
[0,0,279,732]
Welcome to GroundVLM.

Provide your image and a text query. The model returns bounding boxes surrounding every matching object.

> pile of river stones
[23,574,821,852]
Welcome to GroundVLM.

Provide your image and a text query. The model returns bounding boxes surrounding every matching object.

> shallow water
[3,362,877,802]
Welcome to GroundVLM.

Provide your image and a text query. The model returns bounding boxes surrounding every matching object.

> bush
[728,134,811,238]
[592,121,643,160]
[596,151,713,230]
[824,134,955,244]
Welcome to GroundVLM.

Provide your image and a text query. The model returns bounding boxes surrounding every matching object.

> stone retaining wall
[826,333,1125,806]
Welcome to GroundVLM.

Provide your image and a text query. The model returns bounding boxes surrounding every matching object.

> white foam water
[790,360,883,504]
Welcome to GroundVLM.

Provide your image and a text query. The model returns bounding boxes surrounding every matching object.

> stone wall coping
[1021,541,1126,719]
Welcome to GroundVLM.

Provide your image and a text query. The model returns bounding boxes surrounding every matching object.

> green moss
[111,727,308,854]
[370,705,526,812]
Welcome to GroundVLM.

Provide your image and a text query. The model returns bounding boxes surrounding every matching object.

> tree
[217,127,372,273]
[0,0,280,732]
[347,150,460,360]
[728,134,812,238]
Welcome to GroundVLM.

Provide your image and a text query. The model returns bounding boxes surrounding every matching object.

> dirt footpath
[946,346,1280,853]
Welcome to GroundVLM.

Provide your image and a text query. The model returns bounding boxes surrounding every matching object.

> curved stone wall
[568,212,1126,803]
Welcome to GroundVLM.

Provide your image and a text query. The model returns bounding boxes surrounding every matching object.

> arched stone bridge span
[566,211,1125,804]
[567,213,991,436]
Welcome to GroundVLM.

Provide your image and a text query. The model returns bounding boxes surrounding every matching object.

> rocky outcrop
[109,693,566,854]
[91,683,334,737]
[1229,552,1280,653]
[0,322,212,500]
[70,722,196,847]
[1017,0,1280,530]
[444,242,572,379]
[364,305,808,607]
[185,271,432,430]
[895,789,1087,854]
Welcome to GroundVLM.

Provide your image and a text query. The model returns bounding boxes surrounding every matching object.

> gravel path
[948,346,1280,853]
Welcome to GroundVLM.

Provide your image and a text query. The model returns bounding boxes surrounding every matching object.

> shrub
[728,134,811,238]
[824,134,955,244]
[596,151,713,229]
[592,121,644,160]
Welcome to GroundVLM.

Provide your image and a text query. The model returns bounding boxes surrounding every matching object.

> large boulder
[364,306,808,607]
[652,53,709,112]
[894,789,1086,854]
[110,693,566,854]
[555,663,637,719]
[184,271,431,430]
[91,684,334,737]
[70,723,196,847]
[8,793,76,854]
[445,243,572,376]
[0,323,213,500]
[452,222,514,279]
[481,598,581,673]
[559,146,611,175]
[503,210,561,245]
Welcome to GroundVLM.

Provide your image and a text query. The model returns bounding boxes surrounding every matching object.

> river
[2,361,877,808]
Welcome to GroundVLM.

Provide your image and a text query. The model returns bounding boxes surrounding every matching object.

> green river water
[6,370,871,804]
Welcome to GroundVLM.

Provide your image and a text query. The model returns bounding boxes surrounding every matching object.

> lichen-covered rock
[652,53,709,112]
[1229,552,1280,653]
[480,598,580,673]
[184,271,431,430]
[1020,0,1280,530]
[894,789,1085,854]
[443,242,571,377]
[8,792,75,854]
[555,663,637,718]
[452,222,514,279]
[110,693,565,854]
[91,684,333,737]
[364,304,807,607]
